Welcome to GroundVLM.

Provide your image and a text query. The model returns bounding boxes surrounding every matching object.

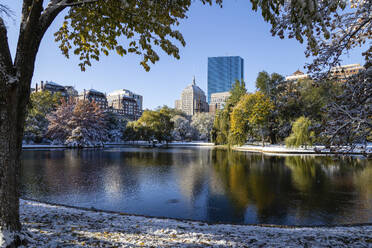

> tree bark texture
[0,1,65,245]
[0,17,33,245]
[0,81,26,246]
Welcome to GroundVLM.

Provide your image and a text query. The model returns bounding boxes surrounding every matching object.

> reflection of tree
[284,156,372,223]
[285,156,324,192]
[120,149,175,166]
[353,160,372,213]
[285,156,367,192]
[21,148,372,225]
[211,149,292,224]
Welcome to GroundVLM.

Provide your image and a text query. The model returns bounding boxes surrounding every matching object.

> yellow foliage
[230,92,274,145]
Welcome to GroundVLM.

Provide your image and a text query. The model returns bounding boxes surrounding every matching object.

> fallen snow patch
[20,200,372,247]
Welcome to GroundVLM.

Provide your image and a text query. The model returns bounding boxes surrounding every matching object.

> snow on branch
[322,67,372,151]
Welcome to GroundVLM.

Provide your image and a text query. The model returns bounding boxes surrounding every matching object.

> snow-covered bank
[20,199,372,247]
[22,144,67,149]
[168,141,214,147]
[22,142,372,156]
[107,141,214,147]
[22,141,215,149]
[235,144,372,155]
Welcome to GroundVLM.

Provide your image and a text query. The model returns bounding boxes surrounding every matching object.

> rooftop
[45,81,63,87]
[183,77,205,95]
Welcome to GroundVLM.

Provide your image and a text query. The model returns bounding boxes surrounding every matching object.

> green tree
[123,121,139,143]
[156,105,188,119]
[254,71,339,143]
[285,116,315,149]
[211,109,230,145]
[255,71,285,143]
[255,71,284,99]
[212,80,246,145]
[104,112,128,142]
[230,92,274,146]
[135,107,174,145]
[225,80,247,108]
[24,91,62,143]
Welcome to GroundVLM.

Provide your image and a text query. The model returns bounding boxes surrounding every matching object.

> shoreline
[22,198,372,228]
[233,144,372,156]
[20,199,372,247]
[22,142,372,156]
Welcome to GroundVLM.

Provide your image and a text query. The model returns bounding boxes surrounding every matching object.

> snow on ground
[20,200,372,247]
[235,144,372,155]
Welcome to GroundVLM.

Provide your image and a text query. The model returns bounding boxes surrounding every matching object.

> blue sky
[5,1,366,109]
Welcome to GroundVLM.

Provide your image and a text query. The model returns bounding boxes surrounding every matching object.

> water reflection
[21,147,372,225]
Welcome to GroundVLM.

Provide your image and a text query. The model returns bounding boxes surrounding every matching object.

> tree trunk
[269,131,277,144]
[0,82,28,247]
[0,1,66,245]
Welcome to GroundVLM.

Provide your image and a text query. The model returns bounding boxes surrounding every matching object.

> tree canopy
[230,92,274,146]
[54,0,222,71]
[285,116,314,149]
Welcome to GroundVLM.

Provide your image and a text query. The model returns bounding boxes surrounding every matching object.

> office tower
[207,56,244,103]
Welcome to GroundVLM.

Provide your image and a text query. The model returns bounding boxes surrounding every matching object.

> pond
[21,147,372,226]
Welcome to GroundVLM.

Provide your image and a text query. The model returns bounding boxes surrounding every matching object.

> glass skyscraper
[207,56,244,103]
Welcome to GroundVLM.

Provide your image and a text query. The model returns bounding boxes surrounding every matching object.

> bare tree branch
[0,4,13,18]
[15,0,45,69]
[58,0,100,7]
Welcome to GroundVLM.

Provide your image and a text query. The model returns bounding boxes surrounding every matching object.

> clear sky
[4,1,366,109]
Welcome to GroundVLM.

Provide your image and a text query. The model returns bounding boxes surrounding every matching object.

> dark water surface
[21,147,372,225]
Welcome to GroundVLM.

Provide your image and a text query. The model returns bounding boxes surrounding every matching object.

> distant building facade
[35,81,79,99]
[79,89,108,109]
[35,81,68,97]
[175,77,209,116]
[64,86,78,98]
[209,91,231,114]
[107,89,143,120]
[330,64,364,81]
[175,99,182,110]
[207,56,244,103]
[285,70,310,82]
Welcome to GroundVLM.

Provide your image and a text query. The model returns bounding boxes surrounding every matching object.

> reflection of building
[209,91,230,114]
[107,89,143,120]
[207,56,244,103]
[79,89,108,109]
[175,77,209,116]
[35,81,68,97]
[330,64,364,81]
[285,70,309,82]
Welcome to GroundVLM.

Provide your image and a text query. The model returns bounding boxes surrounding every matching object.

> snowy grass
[20,200,372,247]
[235,144,372,155]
